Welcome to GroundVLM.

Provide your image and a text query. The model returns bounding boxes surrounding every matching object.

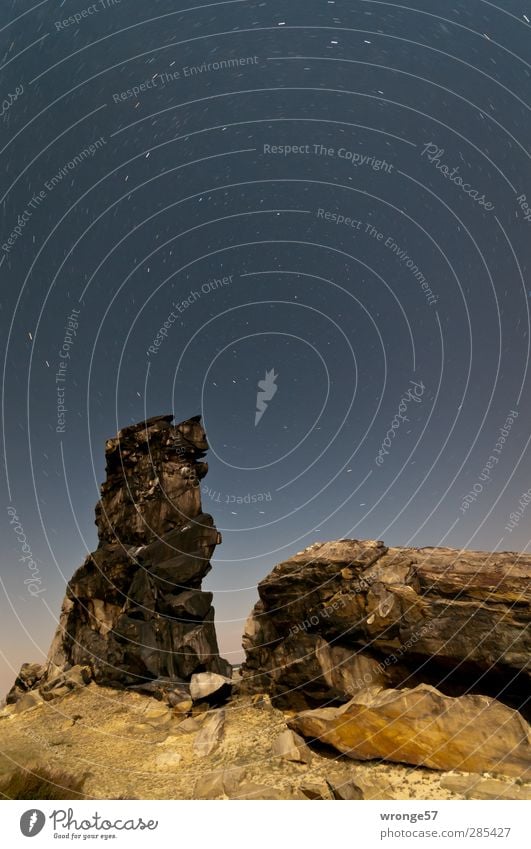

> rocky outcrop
[9,414,229,702]
[289,684,531,780]
[241,539,531,711]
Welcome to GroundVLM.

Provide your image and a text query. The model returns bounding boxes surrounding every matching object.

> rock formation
[241,539,531,712]
[9,414,229,703]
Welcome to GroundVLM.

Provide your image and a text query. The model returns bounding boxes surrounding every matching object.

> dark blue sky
[1,0,531,694]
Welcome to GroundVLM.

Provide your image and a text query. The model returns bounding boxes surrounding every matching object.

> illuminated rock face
[289,684,531,781]
[45,414,230,688]
[241,539,531,711]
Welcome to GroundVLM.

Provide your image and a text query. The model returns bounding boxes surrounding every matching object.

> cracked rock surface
[9,414,229,701]
[241,539,530,711]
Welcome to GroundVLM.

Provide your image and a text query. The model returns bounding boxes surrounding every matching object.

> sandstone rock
[227,783,303,800]
[349,773,396,800]
[327,778,364,800]
[6,663,46,704]
[441,773,531,800]
[130,722,170,738]
[42,685,71,701]
[14,416,229,697]
[271,729,312,764]
[178,717,202,734]
[65,665,92,686]
[40,665,91,697]
[190,672,232,704]
[243,631,386,709]
[194,766,248,799]
[289,684,531,780]
[166,686,191,708]
[241,540,531,712]
[299,779,332,800]
[251,694,275,712]
[193,709,225,757]
[96,414,208,545]
[14,692,44,714]
[130,706,174,735]
[141,705,172,724]
[172,700,193,714]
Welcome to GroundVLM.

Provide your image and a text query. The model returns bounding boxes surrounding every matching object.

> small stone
[143,704,170,717]
[327,778,364,800]
[63,665,92,688]
[271,729,312,764]
[41,685,71,701]
[190,672,232,704]
[155,751,182,768]
[14,692,43,714]
[194,767,247,799]
[251,693,275,712]
[140,706,173,727]
[178,717,202,734]
[173,700,193,714]
[350,772,396,800]
[167,689,191,708]
[299,779,332,800]
[40,664,91,695]
[193,710,225,757]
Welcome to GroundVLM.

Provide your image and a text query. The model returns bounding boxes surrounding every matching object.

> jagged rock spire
[44,414,229,688]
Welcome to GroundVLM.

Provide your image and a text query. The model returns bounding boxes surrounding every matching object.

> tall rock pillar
[46,414,230,688]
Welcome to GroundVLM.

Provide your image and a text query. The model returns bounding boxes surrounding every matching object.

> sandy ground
[0,684,523,800]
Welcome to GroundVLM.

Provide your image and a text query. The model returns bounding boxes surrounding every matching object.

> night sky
[2,0,531,696]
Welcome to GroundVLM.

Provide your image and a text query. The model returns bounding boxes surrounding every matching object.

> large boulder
[289,684,531,780]
[10,415,229,699]
[241,539,531,711]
